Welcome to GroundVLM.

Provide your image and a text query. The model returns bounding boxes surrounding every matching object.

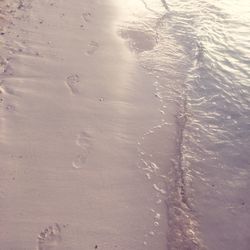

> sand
[0,0,178,249]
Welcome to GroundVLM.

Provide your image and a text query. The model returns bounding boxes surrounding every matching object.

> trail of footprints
[64,74,92,168]
[3,4,97,248]
[65,42,99,93]
[81,11,100,55]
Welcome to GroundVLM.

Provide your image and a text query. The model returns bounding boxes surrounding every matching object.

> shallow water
[116,0,250,249]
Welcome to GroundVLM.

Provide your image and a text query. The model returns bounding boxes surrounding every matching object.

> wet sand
[0,0,179,249]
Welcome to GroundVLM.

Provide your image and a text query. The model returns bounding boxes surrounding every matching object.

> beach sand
[0,0,178,249]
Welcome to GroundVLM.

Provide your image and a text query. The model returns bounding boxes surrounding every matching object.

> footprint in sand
[65,74,80,94]
[1,82,16,96]
[72,132,92,169]
[0,56,12,75]
[72,154,88,169]
[5,104,16,112]
[82,12,91,22]
[37,223,62,250]
[76,131,92,150]
[0,84,4,94]
[86,41,99,55]
[0,57,7,74]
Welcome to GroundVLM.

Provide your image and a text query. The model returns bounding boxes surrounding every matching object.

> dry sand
[0,0,178,249]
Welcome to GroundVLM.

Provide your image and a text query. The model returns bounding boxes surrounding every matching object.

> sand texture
[0,0,179,249]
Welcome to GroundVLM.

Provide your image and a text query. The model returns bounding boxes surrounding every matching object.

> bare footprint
[5,104,16,112]
[72,132,92,168]
[37,223,62,250]
[0,56,7,74]
[0,85,4,95]
[76,131,92,150]
[72,154,88,169]
[82,12,91,22]
[0,56,12,75]
[65,74,80,94]
[86,41,99,55]
[0,81,17,96]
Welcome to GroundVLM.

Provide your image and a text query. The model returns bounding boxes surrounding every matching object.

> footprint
[37,223,62,250]
[17,0,32,10]
[73,132,92,168]
[65,74,80,94]
[5,104,16,111]
[76,131,92,150]
[72,154,87,169]
[0,56,10,75]
[0,85,4,95]
[86,41,99,55]
[1,83,16,96]
[17,1,25,10]
[82,12,91,22]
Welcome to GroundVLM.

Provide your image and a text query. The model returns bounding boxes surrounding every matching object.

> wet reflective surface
[115,0,250,249]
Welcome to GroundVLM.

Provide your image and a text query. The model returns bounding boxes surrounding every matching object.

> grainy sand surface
[0,0,178,249]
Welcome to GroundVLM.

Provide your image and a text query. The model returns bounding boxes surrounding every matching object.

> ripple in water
[116,0,250,249]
